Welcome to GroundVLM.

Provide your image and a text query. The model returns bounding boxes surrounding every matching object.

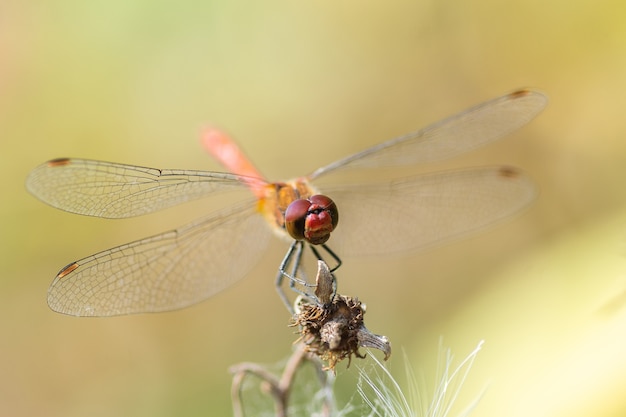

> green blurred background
[3,0,626,416]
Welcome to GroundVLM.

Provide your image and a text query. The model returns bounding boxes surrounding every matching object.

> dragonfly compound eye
[285,195,339,245]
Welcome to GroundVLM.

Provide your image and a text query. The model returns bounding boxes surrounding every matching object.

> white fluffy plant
[355,341,485,417]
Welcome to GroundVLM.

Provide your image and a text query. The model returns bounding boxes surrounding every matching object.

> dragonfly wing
[47,201,270,316]
[309,90,547,179]
[322,166,536,256]
[26,158,263,218]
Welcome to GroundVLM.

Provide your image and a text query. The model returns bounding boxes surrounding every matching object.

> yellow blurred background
[2,0,626,416]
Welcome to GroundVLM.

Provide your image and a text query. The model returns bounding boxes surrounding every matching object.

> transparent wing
[26,158,264,218]
[309,89,547,179]
[321,166,536,256]
[47,201,270,316]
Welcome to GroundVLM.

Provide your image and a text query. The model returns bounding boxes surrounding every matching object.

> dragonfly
[26,89,547,317]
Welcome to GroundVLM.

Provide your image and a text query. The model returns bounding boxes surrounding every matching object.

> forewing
[26,158,262,218]
[322,166,536,256]
[309,90,547,179]
[47,201,270,316]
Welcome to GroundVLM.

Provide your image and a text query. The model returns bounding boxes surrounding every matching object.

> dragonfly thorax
[257,178,338,245]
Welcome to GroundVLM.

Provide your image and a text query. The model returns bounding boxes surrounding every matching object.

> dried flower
[292,261,391,371]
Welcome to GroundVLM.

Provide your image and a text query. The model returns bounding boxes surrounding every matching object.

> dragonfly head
[285,195,339,245]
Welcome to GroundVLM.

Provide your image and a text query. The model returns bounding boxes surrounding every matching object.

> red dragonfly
[26,89,547,316]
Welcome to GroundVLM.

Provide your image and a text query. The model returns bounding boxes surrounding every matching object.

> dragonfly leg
[276,241,297,312]
[308,245,340,302]
[317,244,342,272]
[276,241,315,312]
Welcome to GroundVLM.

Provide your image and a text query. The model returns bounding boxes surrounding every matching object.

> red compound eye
[285,199,311,241]
[285,195,339,245]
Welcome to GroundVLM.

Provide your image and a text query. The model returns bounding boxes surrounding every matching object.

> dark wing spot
[57,262,79,279]
[47,158,72,167]
[508,89,532,99]
[498,166,520,179]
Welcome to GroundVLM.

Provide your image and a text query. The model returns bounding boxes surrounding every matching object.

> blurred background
[2,0,626,416]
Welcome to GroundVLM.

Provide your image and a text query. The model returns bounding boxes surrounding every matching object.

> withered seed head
[291,262,391,371]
